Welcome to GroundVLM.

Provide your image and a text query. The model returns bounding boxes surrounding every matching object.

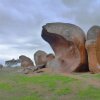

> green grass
[77,86,100,100]
[0,82,12,90]
[54,87,71,95]
[93,74,100,78]
[18,92,43,100]
[0,68,100,100]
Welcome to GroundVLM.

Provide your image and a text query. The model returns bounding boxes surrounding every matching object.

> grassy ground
[0,68,100,100]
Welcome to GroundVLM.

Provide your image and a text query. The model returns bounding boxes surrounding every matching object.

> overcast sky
[0,0,100,64]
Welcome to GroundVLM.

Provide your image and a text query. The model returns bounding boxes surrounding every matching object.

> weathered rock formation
[19,55,35,74]
[86,26,100,73]
[34,51,55,72]
[46,53,55,62]
[42,23,88,73]
[19,55,34,68]
[34,50,47,66]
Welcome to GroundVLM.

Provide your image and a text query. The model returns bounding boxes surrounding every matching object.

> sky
[0,0,100,64]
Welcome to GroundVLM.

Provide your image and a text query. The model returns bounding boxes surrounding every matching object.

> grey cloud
[0,0,68,46]
[62,0,100,31]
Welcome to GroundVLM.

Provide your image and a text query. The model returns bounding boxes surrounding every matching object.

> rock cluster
[34,50,55,70]
[18,23,100,74]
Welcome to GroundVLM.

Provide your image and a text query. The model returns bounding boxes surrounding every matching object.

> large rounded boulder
[86,26,100,73]
[46,53,55,62]
[42,22,88,73]
[34,50,47,66]
[19,55,34,68]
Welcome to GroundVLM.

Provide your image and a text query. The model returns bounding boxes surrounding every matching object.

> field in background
[0,68,100,100]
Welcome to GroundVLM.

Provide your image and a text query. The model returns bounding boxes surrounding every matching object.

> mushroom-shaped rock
[86,26,100,73]
[19,55,34,68]
[42,23,88,73]
[34,50,47,66]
